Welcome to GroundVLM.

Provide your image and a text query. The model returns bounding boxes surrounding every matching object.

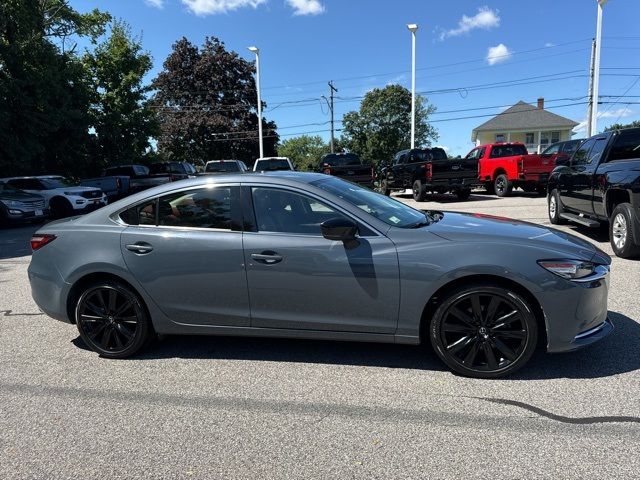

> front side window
[542,144,560,155]
[587,139,607,165]
[572,138,596,165]
[251,187,347,235]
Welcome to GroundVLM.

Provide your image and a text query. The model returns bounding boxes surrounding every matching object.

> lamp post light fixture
[407,23,418,149]
[248,46,263,158]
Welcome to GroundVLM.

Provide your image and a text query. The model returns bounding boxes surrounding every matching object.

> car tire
[75,280,154,359]
[548,189,566,225]
[412,180,427,202]
[429,283,538,379]
[609,203,640,259]
[456,189,471,201]
[50,197,73,219]
[494,174,512,197]
[378,179,391,196]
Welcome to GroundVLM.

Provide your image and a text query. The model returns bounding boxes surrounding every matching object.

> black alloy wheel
[430,285,537,378]
[494,174,512,197]
[75,281,152,358]
[412,179,427,202]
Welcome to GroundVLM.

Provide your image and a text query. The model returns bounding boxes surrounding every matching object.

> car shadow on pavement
[72,310,640,379]
[393,192,498,204]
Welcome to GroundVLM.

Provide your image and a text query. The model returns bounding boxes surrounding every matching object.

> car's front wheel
[429,284,538,379]
[75,281,153,358]
[610,203,640,258]
[548,189,566,225]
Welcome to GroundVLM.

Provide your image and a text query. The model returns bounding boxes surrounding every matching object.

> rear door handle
[125,242,153,254]
[251,251,283,264]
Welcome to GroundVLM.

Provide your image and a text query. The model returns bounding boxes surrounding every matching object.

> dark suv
[0,182,48,225]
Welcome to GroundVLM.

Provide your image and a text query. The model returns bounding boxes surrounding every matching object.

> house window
[525,133,534,144]
[540,132,550,146]
[551,131,560,143]
[495,133,505,142]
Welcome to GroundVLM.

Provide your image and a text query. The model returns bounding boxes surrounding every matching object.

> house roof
[472,101,579,139]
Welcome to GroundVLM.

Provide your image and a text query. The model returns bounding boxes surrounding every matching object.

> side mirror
[321,217,358,242]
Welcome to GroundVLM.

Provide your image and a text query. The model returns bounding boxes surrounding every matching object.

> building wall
[475,129,574,152]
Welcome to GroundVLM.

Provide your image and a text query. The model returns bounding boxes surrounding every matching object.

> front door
[243,186,400,333]
[557,138,596,212]
[120,185,250,327]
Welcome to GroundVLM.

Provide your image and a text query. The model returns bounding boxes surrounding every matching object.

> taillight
[425,163,433,181]
[519,158,524,172]
[31,234,56,251]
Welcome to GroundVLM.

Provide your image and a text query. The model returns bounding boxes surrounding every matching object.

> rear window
[489,145,528,158]
[106,165,149,177]
[609,129,640,161]
[205,161,240,173]
[149,163,186,175]
[408,149,448,162]
[321,153,362,167]
[255,159,291,171]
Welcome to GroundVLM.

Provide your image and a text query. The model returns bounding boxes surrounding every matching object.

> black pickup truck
[316,152,373,186]
[378,147,479,201]
[548,127,640,258]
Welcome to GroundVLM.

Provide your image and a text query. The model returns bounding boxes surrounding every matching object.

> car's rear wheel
[75,281,153,358]
[377,179,391,196]
[610,203,640,258]
[412,180,427,202]
[548,189,566,225]
[429,284,538,379]
[494,174,512,197]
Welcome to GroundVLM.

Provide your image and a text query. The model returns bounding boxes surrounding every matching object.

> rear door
[119,184,250,327]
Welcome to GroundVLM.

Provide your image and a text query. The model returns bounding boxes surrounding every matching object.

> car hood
[0,190,43,202]
[424,211,609,263]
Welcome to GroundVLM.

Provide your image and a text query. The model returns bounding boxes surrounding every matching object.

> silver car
[28,172,613,378]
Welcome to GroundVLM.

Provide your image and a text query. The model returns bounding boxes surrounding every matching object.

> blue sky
[71,0,640,157]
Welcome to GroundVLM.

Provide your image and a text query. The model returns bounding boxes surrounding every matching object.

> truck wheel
[548,189,566,225]
[609,203,640,258]
[377,179,391,196]
[494,174,512,197]
[412,180,427,202]
[456,189,471,201]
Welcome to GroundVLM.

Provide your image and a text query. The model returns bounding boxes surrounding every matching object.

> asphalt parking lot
[1,192,639,479]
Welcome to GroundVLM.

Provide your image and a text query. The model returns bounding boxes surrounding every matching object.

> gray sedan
[28,172,613,378]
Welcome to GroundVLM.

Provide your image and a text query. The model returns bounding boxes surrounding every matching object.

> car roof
[256,157,290,161]
[205,159,239,163]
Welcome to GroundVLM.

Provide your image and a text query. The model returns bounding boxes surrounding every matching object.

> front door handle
[125,242,153,254]
[251,251,283,264]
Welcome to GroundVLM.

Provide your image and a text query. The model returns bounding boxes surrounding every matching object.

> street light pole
[407,24,418,149]
[248,46,263,158]
[590,0,608,136]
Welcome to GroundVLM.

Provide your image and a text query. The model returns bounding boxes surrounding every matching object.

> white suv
[253,157,295,172]
[2,176,107,218]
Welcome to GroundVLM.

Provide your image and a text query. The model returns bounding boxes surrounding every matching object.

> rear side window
[158,187,232,229]
[120,199,157,225]
[608,130,640,161]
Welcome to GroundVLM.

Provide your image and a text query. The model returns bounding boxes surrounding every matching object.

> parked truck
[472,142,580,197]
[316,152,373,187]
[378,147,479,201]
[548,127,640,258]
[81,164,176,200]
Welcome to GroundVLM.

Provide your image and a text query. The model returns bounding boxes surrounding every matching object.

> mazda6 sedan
[28,172,613,378]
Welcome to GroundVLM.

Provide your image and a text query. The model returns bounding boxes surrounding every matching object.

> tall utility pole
[248,46,263,158]
[590,0,608,136]
[407,24,418,149]
[586,38,597,137]
[328,81,338,153]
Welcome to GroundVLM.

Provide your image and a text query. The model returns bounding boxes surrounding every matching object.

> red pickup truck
[469,140,581,197]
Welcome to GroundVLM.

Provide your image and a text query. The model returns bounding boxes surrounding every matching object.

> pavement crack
[477,397,640,425]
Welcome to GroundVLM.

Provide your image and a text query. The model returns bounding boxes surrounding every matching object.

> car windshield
[41,177,75,188]
[205,161,240,172]
[313,176,430,228]
[322,153,362,167]
[256,159,291,171]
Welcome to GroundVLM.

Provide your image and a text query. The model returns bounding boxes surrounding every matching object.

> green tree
[83,21,158,172]
[152,37,278,166]
[341,84,438,165]
[605,120,640,132]
[0,0,110,176]
[278,135,329,171]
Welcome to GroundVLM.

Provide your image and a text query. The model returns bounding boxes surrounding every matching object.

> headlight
[0,199,23,208]
[538,260,596,280]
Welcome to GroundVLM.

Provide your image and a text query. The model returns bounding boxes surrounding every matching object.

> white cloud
[145,0,165,7]
[439,6,500,40]
[544,42,555,47]
[181,0,266,15]
[286,0,325,15]
[573,109,634,133]
[486,43,511,65]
